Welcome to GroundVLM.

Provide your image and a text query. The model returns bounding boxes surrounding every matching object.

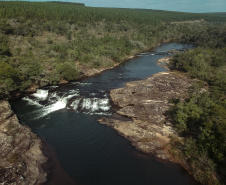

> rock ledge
[99,57,192,160]
[0,100,47,185]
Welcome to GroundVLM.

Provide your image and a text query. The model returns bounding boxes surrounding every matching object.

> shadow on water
[11,43,197,185]
[41,139,79,185]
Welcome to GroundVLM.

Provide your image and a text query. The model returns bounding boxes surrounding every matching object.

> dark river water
[11,43,196,185]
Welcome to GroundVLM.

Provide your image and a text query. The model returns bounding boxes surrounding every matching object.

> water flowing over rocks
[99,57,192,160]
[0,101,47,185]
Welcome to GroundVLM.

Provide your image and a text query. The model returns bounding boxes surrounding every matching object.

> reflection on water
[11,43,196,185]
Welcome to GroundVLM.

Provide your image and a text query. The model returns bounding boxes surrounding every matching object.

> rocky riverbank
[0,100,47,184]
[99,57,192,161]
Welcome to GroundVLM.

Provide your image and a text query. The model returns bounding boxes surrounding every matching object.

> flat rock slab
[99,64,192,160]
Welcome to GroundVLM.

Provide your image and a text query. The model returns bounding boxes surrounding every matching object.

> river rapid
[11,43,196,185]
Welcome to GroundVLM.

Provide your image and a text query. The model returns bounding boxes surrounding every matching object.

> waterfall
[32,89,49,100]
[22,86,111,118]
[22,97,43,107]
[70,98,111,115]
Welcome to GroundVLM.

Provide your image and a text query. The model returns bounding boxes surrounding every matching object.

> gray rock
[0,101,47,185]
[99,57,193,161]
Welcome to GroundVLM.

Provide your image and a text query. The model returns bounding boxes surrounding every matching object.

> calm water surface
[11,43,196,185]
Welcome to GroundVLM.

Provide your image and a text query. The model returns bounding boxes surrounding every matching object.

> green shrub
[56,63,78,81]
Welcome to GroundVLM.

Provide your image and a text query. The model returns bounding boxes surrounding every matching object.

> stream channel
[11,43,196,185]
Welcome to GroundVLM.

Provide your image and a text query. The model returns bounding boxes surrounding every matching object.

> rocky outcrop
[99,57,192,160]
[0,101,47,185]
[78,63,118,77]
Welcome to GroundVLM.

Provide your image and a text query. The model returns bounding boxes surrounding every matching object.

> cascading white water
[22,97,43,107]
[71,97,111,115]
[99,99,110,111]
[32,89,49,100]
[71,98,81,111]
[82,98,92,111]
[22,90,69,118]
[22,86,111,118]
[33,96,68,119]
[47,98,67,112]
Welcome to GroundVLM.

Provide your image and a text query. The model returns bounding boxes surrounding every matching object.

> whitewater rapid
[22,83,111,119]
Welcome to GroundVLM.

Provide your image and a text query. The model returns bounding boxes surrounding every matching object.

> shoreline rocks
[0,100,47,185]
[99,57,192,161]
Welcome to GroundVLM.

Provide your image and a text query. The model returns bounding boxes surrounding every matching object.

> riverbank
[13,54,135,99]
[99,57,193,161]
[10,39,169,100]
[1,43,164,185]
[0,100,47,184]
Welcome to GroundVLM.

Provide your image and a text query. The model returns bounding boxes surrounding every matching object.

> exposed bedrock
[0,100,47,185]
[99,60,192,160]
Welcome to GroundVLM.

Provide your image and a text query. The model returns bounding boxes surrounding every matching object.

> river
[11,43,196,185]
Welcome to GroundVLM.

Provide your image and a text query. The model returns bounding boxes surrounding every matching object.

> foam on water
[22,97,43,107]
[82,98,93,111]
[70,98,111,114]
[90,93,97,96]
[48,91,79,103]
[88,112,112,116]
[71,98,81,111]
[32,89,49,100]
[79,82,92,86]
[71,82,92,86]
[82,98,110,113]
[64,90,80,100]
[48,98,67,112]
[49,92,58,98]
[69,89,80,95]
[34,97,68,119]
[22,84,111,118]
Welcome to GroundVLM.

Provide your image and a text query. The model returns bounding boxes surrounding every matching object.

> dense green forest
[0,2,226,183]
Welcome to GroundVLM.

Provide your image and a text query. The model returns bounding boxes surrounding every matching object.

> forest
[169,27,226,184]
[0,1,226,184]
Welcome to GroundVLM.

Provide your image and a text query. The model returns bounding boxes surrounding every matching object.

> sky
[76,0,226,13]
